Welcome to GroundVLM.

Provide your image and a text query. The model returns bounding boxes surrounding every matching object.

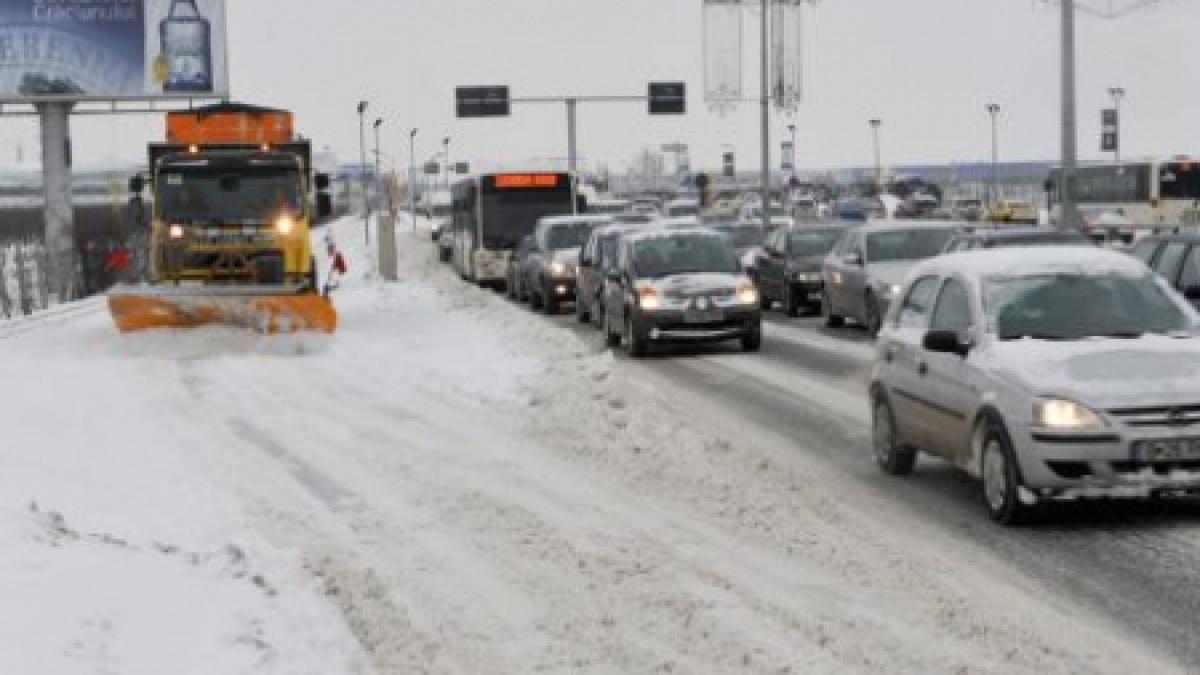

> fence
[0,239,51,319]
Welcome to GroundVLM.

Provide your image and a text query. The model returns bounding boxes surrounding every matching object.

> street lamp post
[868,118,882,190]
[357,101,369,244]
[1108,86,1125,162]
[442,136,451,194]
[408,128,418,231]
[986,103,1000,208]
[373,118,387,219]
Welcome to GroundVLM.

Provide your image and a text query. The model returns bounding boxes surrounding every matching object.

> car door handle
[917,362,929,376]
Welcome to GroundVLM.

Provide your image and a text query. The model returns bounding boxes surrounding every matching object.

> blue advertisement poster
[0,0,227,100]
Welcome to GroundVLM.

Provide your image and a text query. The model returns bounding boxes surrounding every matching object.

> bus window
[1160,163,1200,201]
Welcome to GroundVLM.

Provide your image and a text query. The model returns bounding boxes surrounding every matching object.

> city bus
[450,172,576,285]
[1048,158,1200,230]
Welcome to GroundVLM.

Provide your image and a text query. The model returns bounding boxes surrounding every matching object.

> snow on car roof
[915,245,1148,280]
[859,219,968,232]
[538,214,613,227]
[624,226,722,243]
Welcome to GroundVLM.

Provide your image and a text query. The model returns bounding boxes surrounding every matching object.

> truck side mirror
[128,175,144,194]
[316,193,333,220]
[315,173,331,191]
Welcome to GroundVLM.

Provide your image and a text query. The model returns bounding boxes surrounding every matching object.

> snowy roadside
[0,214,1175,674]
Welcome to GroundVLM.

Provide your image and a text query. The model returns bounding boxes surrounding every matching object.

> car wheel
[873,394,916,476]
[542,281,559,315]
[604,309,621,348]
[741,321,762,352]
[575,288,590,323]
[784,284,800,317]
[980,421,1038,526]
[625,311,648,358]
[864,292,882,337]
[822,290,844,328]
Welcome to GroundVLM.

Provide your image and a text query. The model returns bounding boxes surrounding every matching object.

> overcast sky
[2,0,1198,174]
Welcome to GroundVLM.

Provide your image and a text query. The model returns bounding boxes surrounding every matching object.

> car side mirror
[1185,285,1200,301]
[842,251,863,266]
[923,330,970,357]
[128,175,144,194]
[315,172,331,191]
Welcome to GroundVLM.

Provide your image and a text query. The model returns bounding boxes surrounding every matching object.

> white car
[870,246,1200,524]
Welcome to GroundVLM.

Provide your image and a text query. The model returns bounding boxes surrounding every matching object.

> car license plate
[1133,437,1200,462]
[684,298,722,324]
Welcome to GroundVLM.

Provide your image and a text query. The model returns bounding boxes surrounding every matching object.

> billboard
[0,0,228,102]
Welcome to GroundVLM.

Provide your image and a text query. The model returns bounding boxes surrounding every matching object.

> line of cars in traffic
[431,195,1200,524]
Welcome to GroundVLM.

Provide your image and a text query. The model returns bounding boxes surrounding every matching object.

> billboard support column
[37,101,77,304]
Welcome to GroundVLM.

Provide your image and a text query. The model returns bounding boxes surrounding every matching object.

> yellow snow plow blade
[107,285,337,334]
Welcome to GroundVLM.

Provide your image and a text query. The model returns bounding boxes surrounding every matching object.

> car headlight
[1034,398,1104,430]
[790,271,821,283]
[636,284,662,310]
[275,214,295,235]
[736,279,759,305]
[549,261,570,277]
[168,224,186,240]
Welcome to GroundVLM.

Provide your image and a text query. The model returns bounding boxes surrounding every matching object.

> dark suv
[601,228,762,357]
[576,223,637,326]
[522,215,609,314]
[754,224,845,316]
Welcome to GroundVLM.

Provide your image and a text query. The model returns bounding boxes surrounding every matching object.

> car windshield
[714,225,763,248]
[986,272,1192,341]
[788,230,842,257]
[866,228,955,262]
[546,222,596,250]
[158,169,303,222]
[667,204,700,216]
[633,234,740,278]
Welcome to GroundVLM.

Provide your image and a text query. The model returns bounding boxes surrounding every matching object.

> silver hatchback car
[870,246,1200,524]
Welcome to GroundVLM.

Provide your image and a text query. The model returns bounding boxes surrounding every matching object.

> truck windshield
[158,169,303,222]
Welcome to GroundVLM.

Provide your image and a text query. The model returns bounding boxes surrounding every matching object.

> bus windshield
[1159,162,1200,200]
[480,190,574,250]
[159,169,303,222]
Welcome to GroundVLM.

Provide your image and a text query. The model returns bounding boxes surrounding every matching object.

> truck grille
[191,226,274,245]
[1108,405,1200,428]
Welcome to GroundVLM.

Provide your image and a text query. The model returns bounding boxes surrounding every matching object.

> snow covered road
[0,215,1189,673]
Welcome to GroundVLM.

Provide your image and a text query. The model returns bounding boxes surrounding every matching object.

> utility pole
[408,128,418,230]
[869,118,882,191]
[986,103,1000,208]
[357,101,369,243]
[1108,86,1125,162]
[759,0,771,232]
[1060,0,1079,230]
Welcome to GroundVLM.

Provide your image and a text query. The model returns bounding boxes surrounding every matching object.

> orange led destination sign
[494,173,561,189]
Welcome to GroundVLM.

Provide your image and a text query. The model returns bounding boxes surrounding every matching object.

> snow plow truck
[108,102,336,334]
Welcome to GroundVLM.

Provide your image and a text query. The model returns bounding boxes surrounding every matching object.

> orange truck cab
[136,102,332,289]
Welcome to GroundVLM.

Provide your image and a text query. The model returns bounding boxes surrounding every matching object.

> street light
[986,103,1001,208]
[408,128,418,230]
[1108,86,1126,162]
[868,118,882,190]
[356,101,369,243]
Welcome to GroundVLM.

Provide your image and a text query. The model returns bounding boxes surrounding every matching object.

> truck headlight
[275,214,295,235]
[1034,398,1104,430]
[168,224,185,240]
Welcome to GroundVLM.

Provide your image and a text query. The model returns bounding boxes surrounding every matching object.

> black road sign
[648,82,686,115]
[1101,108,1119,153]
[423,161,441,175]
[455,162,470,174]
[456,86,510,118]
